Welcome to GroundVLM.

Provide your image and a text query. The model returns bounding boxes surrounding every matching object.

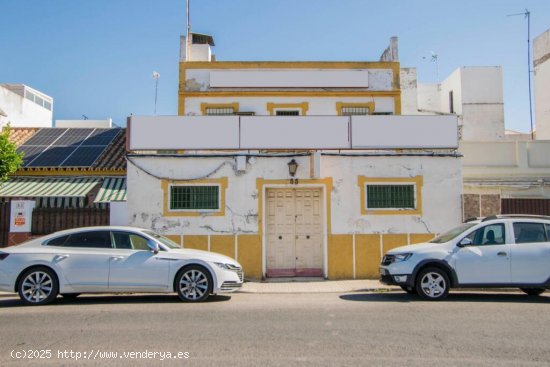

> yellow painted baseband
[167,232,434,281]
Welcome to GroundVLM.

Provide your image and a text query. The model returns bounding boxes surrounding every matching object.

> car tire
[400,286,417,295]
[18,267,59,306]
[415,267,450,301]
[520,288,546,296]
[175,265,213,302]
[61,293,81,299]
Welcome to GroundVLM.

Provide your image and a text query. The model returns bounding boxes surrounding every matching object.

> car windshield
[143,231,180,249]
[430,223,477,244]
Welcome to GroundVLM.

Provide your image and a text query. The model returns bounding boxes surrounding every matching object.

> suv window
[513,222,548,244]
[464,224,505,246]
[112,231,151,251]
[64,231,113,248]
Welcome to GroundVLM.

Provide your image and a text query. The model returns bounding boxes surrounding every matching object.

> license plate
[379,268,387,275]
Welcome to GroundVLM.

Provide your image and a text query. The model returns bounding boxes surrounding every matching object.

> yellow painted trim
[15,168,125,176]
[357,176,423,215]
[161,177,228,217]
[336,102,375,115]
[266,102,309,116]
[200,102,239,116]
[178,61,402,116]
[256,177,333,235]
[181,91,400,97]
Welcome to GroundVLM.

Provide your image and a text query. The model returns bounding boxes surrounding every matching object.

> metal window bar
[366,185,415,209]
[341,107,370,116]
[205,107,235,116]
[170,186,219,210]
[275,110,300,116]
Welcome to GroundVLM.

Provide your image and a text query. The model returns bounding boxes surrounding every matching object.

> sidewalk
[239,279,398,294]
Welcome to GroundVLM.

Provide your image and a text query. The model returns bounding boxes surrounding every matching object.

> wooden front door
[266,188,323,277]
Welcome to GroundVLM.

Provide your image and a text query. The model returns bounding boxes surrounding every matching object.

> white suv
[380,215,550,300]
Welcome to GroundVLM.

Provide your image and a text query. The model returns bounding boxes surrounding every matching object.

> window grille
[275,110,300,116]
[205,107,235,116]
[170,186,219,210]
[341,106,370,116]
[366,184,415,209]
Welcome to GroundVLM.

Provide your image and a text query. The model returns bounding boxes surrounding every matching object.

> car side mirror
[457,238,473,248]
[147,241,160,254]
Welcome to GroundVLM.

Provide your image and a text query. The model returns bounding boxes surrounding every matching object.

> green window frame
[366,184,416,210]
[169,185,220,210]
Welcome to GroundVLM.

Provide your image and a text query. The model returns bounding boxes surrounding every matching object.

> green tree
[0,124,23,183]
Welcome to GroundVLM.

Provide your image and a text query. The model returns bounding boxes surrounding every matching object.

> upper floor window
[25,90,52,111]
[336,102,375,116]
[267,102,308,116]
[275,110,300,116]
[200,103,239,116]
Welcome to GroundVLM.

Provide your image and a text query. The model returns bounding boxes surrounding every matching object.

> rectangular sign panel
[240,116,350,150]
[351,115,458,149]
[210,70,369,88]
[129,116,240,150]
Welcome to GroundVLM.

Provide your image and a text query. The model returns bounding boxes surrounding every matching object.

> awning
[94,177,126,203]
[0,177,99,197]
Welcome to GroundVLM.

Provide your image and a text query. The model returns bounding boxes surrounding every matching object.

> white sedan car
[0,226,243,305]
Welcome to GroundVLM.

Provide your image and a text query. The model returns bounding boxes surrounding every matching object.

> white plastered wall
[127,155,462,237]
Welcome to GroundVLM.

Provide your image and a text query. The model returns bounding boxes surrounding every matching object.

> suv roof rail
[481,214,550,222]
[464,217,481,223]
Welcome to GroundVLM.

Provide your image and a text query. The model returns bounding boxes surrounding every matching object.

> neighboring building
[0,84,53,128]
[126,34,462,280]
[534,27,550,140]
[403,67,506,141]
[0,125,127,247]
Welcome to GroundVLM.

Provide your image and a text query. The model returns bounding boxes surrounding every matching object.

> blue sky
[1,0,549,132]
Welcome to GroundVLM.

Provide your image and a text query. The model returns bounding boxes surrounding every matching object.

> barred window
[170,186,219,210]
[366,184,415,209]
[205,107,235,116]
[275,110,300,116]
[341,106,370,116]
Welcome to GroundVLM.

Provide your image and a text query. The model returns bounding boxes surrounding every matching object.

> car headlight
[214,262,232,270]
[393,253,413,263]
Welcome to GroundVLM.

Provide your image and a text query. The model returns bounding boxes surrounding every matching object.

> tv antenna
[423,51,439,81]
[508,9,534,140]
[152,71,160,115]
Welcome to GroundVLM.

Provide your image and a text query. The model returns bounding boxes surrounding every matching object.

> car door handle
[497,252,507,256]
[110,256,125,261]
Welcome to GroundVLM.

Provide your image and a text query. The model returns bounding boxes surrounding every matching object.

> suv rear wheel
[415,267,450,301]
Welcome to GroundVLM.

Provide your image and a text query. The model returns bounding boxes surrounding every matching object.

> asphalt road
[0,291,549,366]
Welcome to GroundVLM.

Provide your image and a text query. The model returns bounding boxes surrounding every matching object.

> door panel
[295,189,323,276]
[54,248,111,291]
[453,224,511,284]
[266,188,323,277]
[108,249,170,291]
[510,222,550,284]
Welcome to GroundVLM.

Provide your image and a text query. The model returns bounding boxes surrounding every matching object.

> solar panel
[82,129,121,146]
[27,146,78,167]
[61,146,107,167]
[53,128,94,146]
[23,128,67,146]
[17,146,48,166]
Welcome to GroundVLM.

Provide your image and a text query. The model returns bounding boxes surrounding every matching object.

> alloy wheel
[179,269,210,301]
[21,271,54,304]
[420,272,447,298]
